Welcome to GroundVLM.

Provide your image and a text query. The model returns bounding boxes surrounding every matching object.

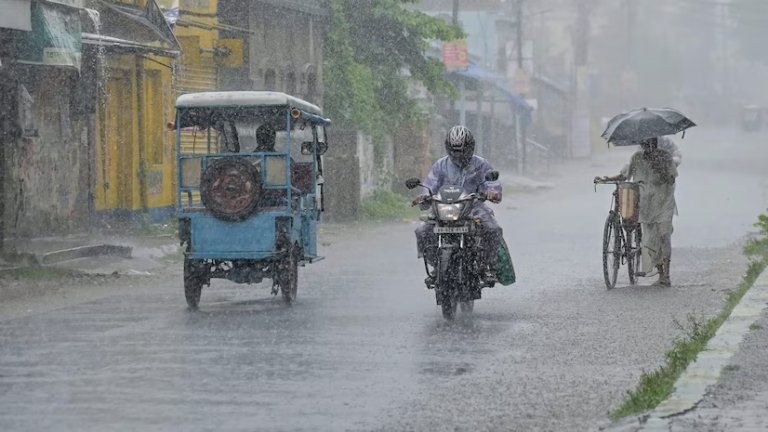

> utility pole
[719,1,729,104]
[516,0,524,69]
[626,0,635,67]
[624,0,636,107]
[515,0,528,175]
[450,0,460,125]
[570,0,593,159]
[575,0,590,67]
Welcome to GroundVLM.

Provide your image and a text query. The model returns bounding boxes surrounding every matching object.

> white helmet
[445,125,475,167]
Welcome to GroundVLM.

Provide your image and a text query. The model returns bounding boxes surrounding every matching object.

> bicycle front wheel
[602,214,621,289]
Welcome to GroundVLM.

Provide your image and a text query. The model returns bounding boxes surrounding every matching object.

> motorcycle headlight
[436,203,464,221]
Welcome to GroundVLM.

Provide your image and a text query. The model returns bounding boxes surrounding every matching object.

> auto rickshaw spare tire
[200,158,262,221]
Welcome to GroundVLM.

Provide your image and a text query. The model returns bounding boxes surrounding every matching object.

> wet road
[1,127,767,431]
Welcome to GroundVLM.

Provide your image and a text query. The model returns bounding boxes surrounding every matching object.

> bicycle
[594,179,643,289]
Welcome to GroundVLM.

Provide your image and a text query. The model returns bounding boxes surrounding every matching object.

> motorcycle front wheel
[441,293,458,320]
[437,248,458,320]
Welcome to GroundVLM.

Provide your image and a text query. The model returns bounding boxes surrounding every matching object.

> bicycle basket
[618,182,639,222]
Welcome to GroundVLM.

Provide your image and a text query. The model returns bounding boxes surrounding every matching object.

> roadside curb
[635,267,768,431]
[39,245,133,265]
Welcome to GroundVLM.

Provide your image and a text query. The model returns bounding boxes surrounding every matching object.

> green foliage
[744,213,768,259]
[324,0,463,142]
[610,313,716,420]
[361,188,418,221]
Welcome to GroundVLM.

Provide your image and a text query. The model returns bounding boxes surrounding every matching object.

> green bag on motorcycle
[496,237,516,285]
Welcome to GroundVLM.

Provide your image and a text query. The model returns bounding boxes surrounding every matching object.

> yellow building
[89,0,181,221]
[92,0,248,222]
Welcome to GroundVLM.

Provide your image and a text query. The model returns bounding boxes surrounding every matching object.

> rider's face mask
[448,146,472,168]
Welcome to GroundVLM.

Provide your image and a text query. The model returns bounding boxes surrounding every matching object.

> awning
[0,0,32,31]
[450,63,533,113]
[532,74,568,95]
[81,33,179,57]
[80,0,180,57]
[17,0,83,70]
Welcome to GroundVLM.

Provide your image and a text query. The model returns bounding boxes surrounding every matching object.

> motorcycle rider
[413,125,503,286]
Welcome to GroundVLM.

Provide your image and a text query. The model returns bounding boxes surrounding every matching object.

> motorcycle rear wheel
[460,300,474,314]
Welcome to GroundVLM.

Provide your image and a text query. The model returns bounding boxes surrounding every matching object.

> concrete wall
[218,1,326,106]
[323,130,391,222]
[3,67,91,243]
[393,121,430,195]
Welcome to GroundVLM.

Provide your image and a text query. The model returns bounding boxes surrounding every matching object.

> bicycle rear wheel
[602,214,621,289]
[626,224,641,285]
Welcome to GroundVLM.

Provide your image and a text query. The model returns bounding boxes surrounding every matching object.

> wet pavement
[0,127,767,431]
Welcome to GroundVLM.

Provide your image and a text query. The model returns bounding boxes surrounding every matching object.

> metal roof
[175,91,323,116]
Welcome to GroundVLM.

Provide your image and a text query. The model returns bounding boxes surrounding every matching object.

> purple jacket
[422,155,502,219]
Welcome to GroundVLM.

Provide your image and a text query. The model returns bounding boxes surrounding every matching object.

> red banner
[442,40,468,69]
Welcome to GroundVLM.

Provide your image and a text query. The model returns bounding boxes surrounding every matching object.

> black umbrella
[601,107,696,145]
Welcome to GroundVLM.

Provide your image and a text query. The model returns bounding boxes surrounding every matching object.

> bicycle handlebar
[593,179,644,192]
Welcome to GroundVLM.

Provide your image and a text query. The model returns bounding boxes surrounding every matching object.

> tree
[323,0,463,141]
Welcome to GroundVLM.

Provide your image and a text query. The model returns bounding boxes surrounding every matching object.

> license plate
[434,226,469,234]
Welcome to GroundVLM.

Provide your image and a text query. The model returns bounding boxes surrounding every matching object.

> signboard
[442,40,468,69]
[512,67,530,95]
[18,1,81,71]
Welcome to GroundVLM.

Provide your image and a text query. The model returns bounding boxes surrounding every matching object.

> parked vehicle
[406,171,499,319]
[174,91,330,308]
[741,104,763,132]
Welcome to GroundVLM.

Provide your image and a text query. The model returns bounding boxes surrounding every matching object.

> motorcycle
[406,171,499,320]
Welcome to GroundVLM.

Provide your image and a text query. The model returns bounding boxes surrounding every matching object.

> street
[1,128,766,431]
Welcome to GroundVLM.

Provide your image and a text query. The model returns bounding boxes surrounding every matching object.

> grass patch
[361,188,419,221]
[0,266,81,280]
[610,259,766,420]
[610,212,768,421]
[749,322,763,331]
[722,364,740,373]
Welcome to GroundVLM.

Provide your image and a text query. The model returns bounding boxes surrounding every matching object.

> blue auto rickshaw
[174,91,330,308]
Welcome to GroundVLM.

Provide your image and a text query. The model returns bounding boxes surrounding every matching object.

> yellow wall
[95,0,221,214]
[175,0,219,94]
[95,54,176,212]
[144,55,176,209]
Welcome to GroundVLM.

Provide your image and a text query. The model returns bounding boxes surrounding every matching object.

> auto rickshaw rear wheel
[200,158,262,222]
[277,247,299,304]
[184,258,206,309]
